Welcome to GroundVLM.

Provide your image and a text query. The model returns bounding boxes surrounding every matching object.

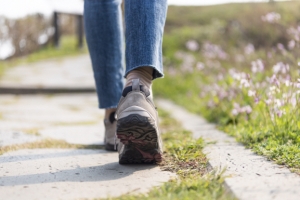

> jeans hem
[125,65,164,80]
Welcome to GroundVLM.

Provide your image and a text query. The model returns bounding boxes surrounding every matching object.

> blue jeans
[84,0,168,109]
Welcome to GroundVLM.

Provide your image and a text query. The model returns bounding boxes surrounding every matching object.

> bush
[0,13,78,60]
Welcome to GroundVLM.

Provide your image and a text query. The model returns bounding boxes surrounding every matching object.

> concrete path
[0,94,104,146]
[2,54,300,200]
[157,99,300,200]
[0,149,173,200]
[0,55,95,89]
[0,56,175,200]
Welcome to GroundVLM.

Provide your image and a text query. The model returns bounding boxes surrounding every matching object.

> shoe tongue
[122,85,150,97]
[109,111,116,123]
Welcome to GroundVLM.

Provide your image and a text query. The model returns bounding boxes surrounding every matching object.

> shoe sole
[116,114,162,164]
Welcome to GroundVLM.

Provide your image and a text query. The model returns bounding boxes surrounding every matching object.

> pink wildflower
[261,12,281,23]
[185,40,199,51]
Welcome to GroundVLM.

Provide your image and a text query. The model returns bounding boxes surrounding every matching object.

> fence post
[77,15,84,49]
[53,12,60,48]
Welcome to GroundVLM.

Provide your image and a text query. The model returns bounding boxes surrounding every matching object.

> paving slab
[0,149,175,200]
[39,125,104,145]
[0,94,104,146]
[0,131,41,147]
[157,99,300,200]
[0,55,95,89]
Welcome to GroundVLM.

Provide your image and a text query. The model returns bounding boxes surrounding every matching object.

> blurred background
[0,0,83,60]
[0,0,300,178]
[0,0,291,61]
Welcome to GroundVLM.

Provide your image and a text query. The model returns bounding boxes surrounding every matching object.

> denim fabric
[124,0,168,79]
[84,0,168,109]
[84,0,124,109]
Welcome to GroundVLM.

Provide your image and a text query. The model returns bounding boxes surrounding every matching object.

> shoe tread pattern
[117,114,162,164]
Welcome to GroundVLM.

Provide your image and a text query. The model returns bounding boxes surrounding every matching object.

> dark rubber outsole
[116,114,162,164]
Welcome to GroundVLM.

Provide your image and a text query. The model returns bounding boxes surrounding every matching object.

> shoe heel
[117,106,155,119]
[117,114,162,164]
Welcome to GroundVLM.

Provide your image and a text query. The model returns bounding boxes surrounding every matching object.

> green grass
[154,1,300,173]
[24,36,87,62]
[165,1,300,49]
[108,110,234,200]
[0,35,87,77]
[166,1,300,29]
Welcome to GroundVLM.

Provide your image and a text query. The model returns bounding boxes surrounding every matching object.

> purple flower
[288,40,296,50]
[272,62,289,74]
[185,40,199,51]
[240,79,250,88]
[265,99,272,105]
[261,12,281,23]
[202,42,228,60]
[196,62,205,71]
[251,59,264,73]
[277,43,285,52]
[248,90,256,97]
[242,105,252,114]
[231,108,239,116]
[276,110,284,117]
[244,43,255,55]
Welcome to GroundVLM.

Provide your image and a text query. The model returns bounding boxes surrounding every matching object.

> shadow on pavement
[0,162,157,186]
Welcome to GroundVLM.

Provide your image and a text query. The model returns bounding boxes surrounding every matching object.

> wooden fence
[53,11,84,49]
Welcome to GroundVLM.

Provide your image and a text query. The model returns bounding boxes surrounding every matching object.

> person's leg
[124,0,168,89]
[116,0,168,164]
[84,0,124,109]
[84,0,124,150]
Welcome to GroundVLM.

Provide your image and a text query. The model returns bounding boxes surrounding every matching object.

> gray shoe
[104,111,118,151]
[116,79,163,164]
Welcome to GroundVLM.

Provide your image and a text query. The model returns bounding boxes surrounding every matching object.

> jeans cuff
[125,65,164,80]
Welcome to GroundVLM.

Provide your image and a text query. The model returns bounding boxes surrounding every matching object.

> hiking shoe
[104,111,118,151]
[116,79,163,164]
